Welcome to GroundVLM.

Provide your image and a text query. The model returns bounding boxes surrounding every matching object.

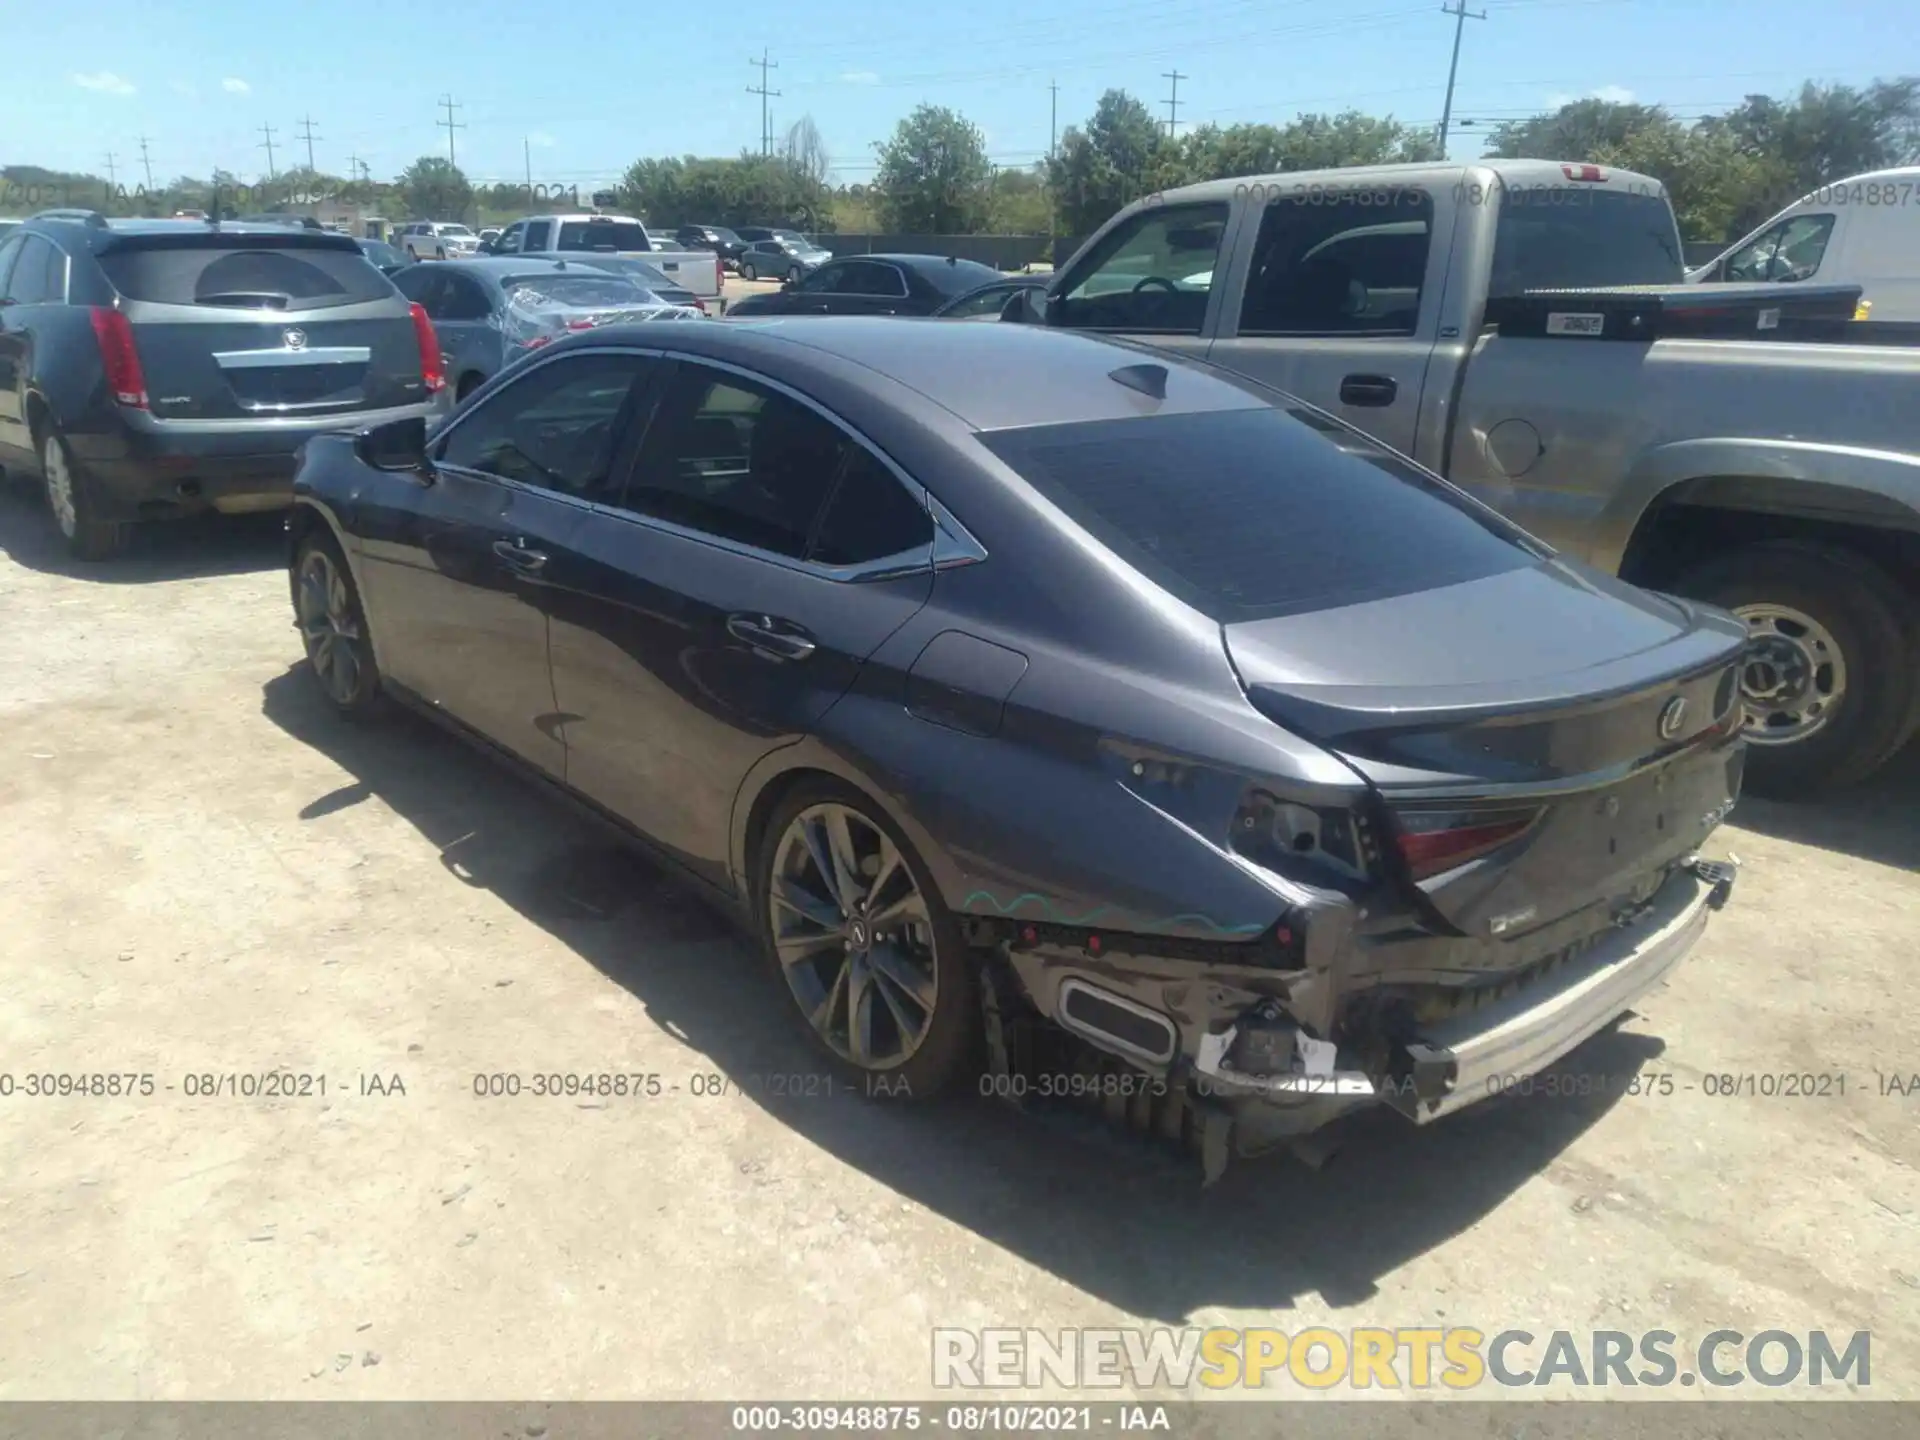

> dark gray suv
[0,211,446,559]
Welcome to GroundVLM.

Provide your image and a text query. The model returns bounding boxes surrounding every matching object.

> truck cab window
[1052,203,1227,334]
[1238,194,1433,337]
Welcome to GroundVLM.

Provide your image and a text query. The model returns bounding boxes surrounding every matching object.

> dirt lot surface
[1,492,1917,1404]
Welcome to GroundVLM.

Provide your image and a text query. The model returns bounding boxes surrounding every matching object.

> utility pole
[348,153,366,184]
[137,135,155,192]
[1049,79,1059,158]
[747,49,780,156]
[103,151,119,190]
[525,136,534,200]
[258,123,278,180]
[437,95,466,166]
[1436,0,1487,161]
[1162,70,1187,138]
[297,114,321,173]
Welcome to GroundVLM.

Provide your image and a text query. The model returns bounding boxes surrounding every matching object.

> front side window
[942,284,1018,319]
[1727,214,1835,282]
[524,221,552,250]
[1052,202,1228,334]
[1238,195,1433,336]
[495,223,525,255]
[437,273,492,321]
[437,352,651,500]
[622,364,852,559]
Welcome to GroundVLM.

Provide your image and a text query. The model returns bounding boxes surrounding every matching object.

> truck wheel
[40,428,132,561]
[741,262,758,282]
[1674,541,1919,799]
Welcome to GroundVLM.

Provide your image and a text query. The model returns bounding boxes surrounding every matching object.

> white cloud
[222,77,251,94]
[528,131,556,148]
[839,70,879,85]
[1547,84,1636,109]
[72,71,136,96]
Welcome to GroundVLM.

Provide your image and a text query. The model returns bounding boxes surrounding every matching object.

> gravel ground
[0,489,1916,1404]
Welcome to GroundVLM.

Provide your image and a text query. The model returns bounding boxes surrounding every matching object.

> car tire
[293,529,384,717]
[742,262,758,282]
[755,779,980,1101]
[790,267,804,284]
[39,427,132,561]
[1673,540,1920,799]
[455,372,484,403]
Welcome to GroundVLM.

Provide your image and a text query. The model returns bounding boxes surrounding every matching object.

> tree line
[6,76,1915,244]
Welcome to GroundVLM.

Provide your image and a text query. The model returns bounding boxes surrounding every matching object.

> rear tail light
[715,252,724,293]
[1393,808,1543,882]
[408,302,445,393]
[89,307,149,409]
[520,334,554,351]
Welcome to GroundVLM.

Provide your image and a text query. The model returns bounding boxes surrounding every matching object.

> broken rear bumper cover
[989,856,1736,1153]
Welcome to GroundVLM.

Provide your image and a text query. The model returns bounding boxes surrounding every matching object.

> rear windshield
[557,220,649,251]
[1491,187,1683,294]
[99,243,392,310]
[978,407,1540,622]
[505,275,647,308]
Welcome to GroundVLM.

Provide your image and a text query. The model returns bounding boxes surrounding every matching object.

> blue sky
[15,0,1919,191]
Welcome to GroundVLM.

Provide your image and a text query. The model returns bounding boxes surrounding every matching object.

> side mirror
[355,416,432,476]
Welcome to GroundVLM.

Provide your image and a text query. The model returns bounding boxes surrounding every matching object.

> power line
[137,135,155,191]
[297,114,322,173]
[1436,0,1488,159]
[1162,69,1188,137]
[747,49,781,156]
[257,124,278,180]
[437,95,466,166]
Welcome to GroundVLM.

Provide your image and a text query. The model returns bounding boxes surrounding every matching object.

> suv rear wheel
[40,428,132,561]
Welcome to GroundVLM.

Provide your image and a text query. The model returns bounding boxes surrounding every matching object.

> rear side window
[2,236,64,305]
[623,364,849,558]
[978,408,1538,622]
[557,220,649,252]
[1238,195,1434,336]
[809,449,933,566]
[99,244,392,310]
[1490,186,1683,293]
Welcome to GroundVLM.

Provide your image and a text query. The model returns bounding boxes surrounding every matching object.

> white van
[1686,165,1920,321]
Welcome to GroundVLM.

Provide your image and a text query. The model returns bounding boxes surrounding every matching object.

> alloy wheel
[296,548,365,706]
[1733,601,1848,745]
[42,436,77,539]
[768,803,939,1070]
[743,263,757,282]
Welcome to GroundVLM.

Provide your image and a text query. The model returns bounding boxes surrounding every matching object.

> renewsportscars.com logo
[932,1327,1871,1391]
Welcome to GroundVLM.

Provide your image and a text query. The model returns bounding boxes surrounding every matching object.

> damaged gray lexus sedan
[288,318,1746,1179]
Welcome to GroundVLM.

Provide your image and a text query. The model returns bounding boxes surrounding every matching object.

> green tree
[783,115,832,188]
[1046,90,1174,235]
[987,164,1050,233]
[872,104,992,233]
[397,156,472,222]
[620,154,829,231]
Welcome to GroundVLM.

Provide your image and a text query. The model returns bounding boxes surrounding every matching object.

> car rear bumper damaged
[976,857,1735,1180]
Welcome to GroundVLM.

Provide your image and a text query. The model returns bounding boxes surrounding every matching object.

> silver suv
[397,222,479,262]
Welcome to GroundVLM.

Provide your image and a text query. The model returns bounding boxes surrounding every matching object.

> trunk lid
[100,232,420,421]
[1224,560,1748,937]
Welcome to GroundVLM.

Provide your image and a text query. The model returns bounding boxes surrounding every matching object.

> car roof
[562,316,1269,430]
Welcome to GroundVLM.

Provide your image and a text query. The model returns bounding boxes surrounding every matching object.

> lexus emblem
[1657,695,1689,741]
[283,328,308,351]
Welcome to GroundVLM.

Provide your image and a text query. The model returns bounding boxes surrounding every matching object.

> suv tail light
[408,302,445,393]
[89,307,149,409]
[1393,808,1543,881]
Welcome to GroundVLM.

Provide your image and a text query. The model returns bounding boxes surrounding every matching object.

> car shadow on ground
[1730,740,1920,873]
[0,480,286,583]
[262,666,1670,1321]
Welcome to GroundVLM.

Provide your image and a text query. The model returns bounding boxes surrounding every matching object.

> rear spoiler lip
[95,229,364,255]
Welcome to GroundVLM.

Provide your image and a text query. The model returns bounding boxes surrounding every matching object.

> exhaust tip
[1056,979,1178,1067]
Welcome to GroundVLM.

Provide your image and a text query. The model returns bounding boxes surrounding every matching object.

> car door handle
[726,613,817,661]
[1339,374,1398,407]
[492,539,549,574]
